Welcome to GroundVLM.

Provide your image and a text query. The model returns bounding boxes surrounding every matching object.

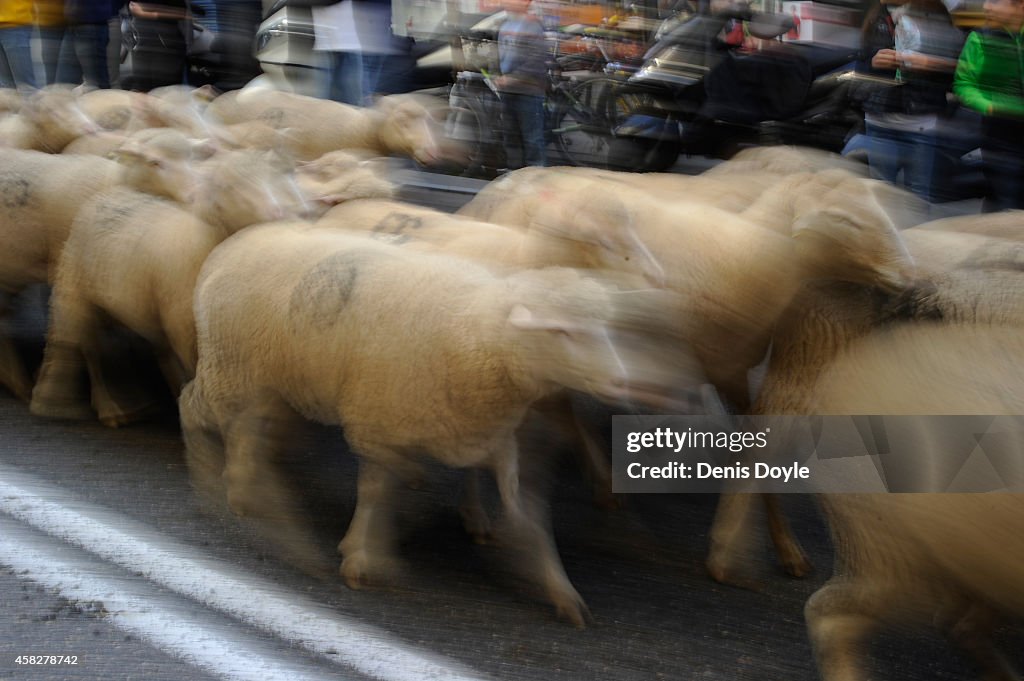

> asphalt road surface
[0,171,1013,681]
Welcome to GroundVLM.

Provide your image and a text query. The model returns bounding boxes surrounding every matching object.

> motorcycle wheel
[550,77,642,169]
[606,135,681,172]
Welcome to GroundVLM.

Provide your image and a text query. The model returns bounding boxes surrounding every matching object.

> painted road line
[0,462,492,681]
[0,517,357,681]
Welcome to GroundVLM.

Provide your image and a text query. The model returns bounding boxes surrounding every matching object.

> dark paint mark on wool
[97,107,131,130]
[91,193,164,233]
[289,252,362,332]
[371,212,423,245]
[259,107,285,128]
[0,173,31,209]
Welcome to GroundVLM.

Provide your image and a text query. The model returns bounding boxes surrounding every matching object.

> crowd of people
[853,0,1024,211]
[0,1,260,92]
[2,0,1023,209]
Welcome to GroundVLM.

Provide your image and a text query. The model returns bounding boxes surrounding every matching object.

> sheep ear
[508,304,564,331]
[508,304,541,329]
[191,138,220,160]
[508,304,586,334]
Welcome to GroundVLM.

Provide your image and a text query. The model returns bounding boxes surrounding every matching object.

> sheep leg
[30,287,95,419]
[221,395,300,520]
[0,294,31,400]
[84,332,162,427]
[0,335,31,401]
[338,456,401,588]
[44,297,161,427]
[804,579,888,681]
[458,469,493,544]
[763,494,812,577]
[944,604,1021,681]
[706,492,764,588]
[156,349,191,398]
[492,438,589,628]
[179,378,227,505]
[571,415,618,509]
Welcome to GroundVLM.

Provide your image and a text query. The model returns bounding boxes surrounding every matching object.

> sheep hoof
[340,552,396,590]
[226,487,262,518]
[5,379,33,403]
[459,507,493,545]
[781,550,814,579]
[706,557,764,592]
[553,591,590,629]
[96,401,161,428]
[29,397,94,422]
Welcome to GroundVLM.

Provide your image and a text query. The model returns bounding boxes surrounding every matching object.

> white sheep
[0,150,123,399]
[0,88,99,152]
[524,173,915,409]
[203,89,456,165]
[455,147,870,226]
[912,209,1024,241]
[803,322,1024,681]
[29,149,311,426]
[294,152,397,209]
[707,229,1024,585]
[182,225,696,626]
[316,196,669,283]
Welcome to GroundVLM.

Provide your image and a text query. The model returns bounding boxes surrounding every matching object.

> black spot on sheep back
[0,173,31,209]
[371,212,423,245]
[289,252,362,332]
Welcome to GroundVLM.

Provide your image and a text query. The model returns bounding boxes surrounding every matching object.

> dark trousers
[500,92,547,168]
[981,115,1024,212]
[57,22,112,89]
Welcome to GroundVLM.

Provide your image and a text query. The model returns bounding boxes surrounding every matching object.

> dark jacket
[64,0,125,24]
[856,6,963,117]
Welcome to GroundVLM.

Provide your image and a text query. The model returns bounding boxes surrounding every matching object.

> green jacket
[954,25,1024,118]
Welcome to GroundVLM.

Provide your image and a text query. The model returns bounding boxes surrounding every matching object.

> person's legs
[360,53,385,105]
[56,25,84,85]
[515,93,547,167]
[73,23,111,89]
[980,117,1024,212]
[328,51,364,106]
[865,121,904,186]
[38,25,67,85]
[0,41,14,89]
[904,129,958,204]
[0,26,38,90]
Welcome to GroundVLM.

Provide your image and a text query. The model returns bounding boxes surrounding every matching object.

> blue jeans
[866,121,957,204]
[325,51,411,106]
[501,92,547,168]
[0,25,38,90]
[57,23,111,89]
[38,25,66,86]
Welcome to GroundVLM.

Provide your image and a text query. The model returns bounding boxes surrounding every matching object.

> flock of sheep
[2,83,1023,680]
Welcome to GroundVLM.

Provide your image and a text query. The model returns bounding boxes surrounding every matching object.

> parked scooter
[603,0,862,170]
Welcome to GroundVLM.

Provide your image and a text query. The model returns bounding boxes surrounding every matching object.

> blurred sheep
[181,226,697,626]
[29,148,313,426]
[804,323,1024,681]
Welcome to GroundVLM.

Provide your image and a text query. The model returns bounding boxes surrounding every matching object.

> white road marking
[0,518,353,681]
[0,463,491,681]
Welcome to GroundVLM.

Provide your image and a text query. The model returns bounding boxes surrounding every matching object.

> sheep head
[505,269,699,411]
[791,178,917,292]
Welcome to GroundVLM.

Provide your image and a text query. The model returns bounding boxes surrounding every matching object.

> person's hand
[871,48,899,69]
[898,52,928,71]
